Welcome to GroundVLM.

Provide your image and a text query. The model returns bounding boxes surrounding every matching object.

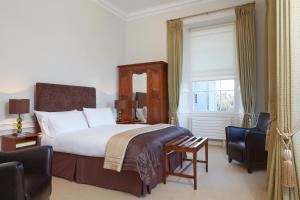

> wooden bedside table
[1,133,40,152]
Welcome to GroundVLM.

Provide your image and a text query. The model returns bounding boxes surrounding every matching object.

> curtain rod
[168,1,256,21]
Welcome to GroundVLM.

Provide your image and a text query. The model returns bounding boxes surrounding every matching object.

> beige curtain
[291,0,300,198]
[265,0,280,198]
[167,20,183,126]
[267,0,300,199]
[235,4,257,128]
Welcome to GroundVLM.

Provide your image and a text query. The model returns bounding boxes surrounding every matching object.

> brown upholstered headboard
[35,82,96,112]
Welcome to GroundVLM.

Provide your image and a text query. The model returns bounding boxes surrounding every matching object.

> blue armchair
[225,112,270,173]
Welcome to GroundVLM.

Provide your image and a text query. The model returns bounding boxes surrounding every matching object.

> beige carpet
[51,146,266,200]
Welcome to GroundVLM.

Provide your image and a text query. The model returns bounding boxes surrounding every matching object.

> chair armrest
[225,126,254,142]
[0,162,25,200]
[0,146,53,176]
[245,130,267,163]
[245,130,266,149]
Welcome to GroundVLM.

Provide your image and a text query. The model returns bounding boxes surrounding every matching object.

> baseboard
[208,139,225,147]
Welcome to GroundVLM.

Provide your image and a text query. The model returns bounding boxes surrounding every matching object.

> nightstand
[1,133,40,152]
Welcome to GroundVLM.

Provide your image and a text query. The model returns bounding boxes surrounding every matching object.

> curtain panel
[265,0,277,152]
[235,4,257,128]
[266,0,300,199]
[167,20,183,126]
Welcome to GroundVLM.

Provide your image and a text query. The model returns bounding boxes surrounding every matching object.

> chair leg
[247,164,252,173]
[228,157,232,163]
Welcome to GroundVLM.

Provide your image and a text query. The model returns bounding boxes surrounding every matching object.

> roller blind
[188,23,237,81]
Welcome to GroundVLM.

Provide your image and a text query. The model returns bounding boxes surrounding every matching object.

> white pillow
[35,110,88,137]
[35,110,53,136]
[34,110,76,137]
[83,108,116,127]
[48,111,89,135]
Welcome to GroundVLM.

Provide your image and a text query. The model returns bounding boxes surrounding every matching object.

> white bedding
[41,124,148,157]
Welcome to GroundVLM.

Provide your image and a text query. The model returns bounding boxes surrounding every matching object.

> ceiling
[97,0,209,20]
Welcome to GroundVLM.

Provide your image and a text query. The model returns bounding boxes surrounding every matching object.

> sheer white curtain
[178,25,192,127]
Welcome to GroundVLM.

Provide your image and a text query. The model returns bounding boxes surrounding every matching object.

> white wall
[0,0,126,133]
[125,0,266,113]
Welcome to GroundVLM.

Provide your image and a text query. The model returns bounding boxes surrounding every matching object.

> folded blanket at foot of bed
[105,125,193,186]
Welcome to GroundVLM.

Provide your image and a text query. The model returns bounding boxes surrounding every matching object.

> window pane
[193,92,208,112]
[192,79,235,112]
[208,81,217,91]
[214,80,221,91]
[219,91,234,111]
[220,80,234,90]
[192,82,208,91]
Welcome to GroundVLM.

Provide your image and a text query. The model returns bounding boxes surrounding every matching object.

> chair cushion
[24,174,51,200]
[228,141,246,162]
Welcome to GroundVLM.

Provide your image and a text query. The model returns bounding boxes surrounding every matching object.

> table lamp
[114,100,127,122]
[9,99,30,135]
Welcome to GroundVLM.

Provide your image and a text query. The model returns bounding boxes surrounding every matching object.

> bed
[35,82,192,196]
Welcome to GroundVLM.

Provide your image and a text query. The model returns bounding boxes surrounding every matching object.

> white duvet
[41,124,148,157]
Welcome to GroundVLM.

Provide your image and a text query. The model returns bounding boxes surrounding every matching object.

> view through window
[192,80,235,112]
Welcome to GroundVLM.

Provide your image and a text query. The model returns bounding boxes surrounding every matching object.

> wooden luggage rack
[163,136,208,190]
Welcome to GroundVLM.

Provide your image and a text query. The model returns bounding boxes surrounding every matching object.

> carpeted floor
[51,146,266,200]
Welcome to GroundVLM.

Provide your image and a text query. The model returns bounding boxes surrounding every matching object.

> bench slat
[165,136,187,146]
[178,136,196,146]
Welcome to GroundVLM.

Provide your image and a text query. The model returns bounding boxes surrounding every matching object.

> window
[179,22,241,113]
[192,80,235,112]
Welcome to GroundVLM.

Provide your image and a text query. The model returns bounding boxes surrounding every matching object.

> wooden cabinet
[118,61,168,124]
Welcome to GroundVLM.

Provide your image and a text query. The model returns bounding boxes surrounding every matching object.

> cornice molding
[93,0,217,21]
[126,0,213,21]
[92,0,127,20]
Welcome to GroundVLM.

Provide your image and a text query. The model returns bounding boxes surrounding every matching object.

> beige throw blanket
[103,124,172,172]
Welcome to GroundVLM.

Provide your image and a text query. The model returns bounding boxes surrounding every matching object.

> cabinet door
[148,67,162,124]
[119,70,132,121]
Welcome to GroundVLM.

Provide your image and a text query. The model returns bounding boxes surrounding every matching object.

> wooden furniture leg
[180,152,183,168]
[193,151,197,190]
[163,136,208,190]
[163,149,167,184]
[205,141,208,172]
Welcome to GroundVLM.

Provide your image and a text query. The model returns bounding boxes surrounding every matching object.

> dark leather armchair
[0,146,53,200]
[225,112,270,173]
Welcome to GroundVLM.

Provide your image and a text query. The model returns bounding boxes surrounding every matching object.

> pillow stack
[35,108,116,137]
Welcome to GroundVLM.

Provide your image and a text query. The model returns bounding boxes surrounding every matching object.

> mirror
[132,73,147,123]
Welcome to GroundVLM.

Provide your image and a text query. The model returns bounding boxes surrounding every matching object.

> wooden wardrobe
[118,61,168,124]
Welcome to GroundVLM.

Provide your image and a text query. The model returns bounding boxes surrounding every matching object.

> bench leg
[180,152,183,169]
[163,150,167,184]
[205,141,208,172]
[193,152,197,190]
